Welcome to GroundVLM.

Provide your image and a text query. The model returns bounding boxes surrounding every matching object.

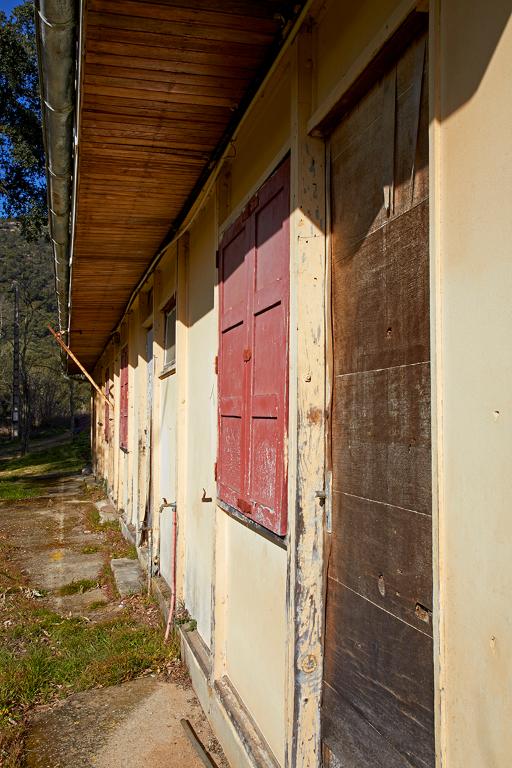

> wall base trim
[180,627,280,768]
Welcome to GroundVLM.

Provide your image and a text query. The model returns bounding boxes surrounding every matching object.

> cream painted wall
[312,0,405,113]
[225,515,288,766]
[183,200,217,646]
[434,3,512,766]
[227,53,291,221]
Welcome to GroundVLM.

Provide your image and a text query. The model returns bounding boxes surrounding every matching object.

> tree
[0,222,90,450]
[0,4,90,450]
[0,2,47,239]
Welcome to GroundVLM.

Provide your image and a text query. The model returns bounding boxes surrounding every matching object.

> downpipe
[143,499,177,642]
[164,502,178,643]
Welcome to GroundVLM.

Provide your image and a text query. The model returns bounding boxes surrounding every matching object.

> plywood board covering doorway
[322,28,434,768]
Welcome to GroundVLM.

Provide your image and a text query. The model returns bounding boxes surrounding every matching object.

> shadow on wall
[439,1,511,121]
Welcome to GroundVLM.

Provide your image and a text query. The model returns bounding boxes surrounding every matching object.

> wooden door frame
[321,16,434,768]
[285,7,437,768]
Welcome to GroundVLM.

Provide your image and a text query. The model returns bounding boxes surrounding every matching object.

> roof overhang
[38,0,306,372]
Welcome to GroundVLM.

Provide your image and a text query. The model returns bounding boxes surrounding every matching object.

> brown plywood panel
[324,582,434,768]
[322,685,413,768]
[324,28,433,768]
[330,492,433,633]
[332,201,430,376]
[331,362,431,514]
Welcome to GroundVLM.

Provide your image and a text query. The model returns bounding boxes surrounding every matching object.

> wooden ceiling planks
[70,0,301,369]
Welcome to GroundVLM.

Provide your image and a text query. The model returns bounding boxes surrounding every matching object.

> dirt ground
[0,473,229,768]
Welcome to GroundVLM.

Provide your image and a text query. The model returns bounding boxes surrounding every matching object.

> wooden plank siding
[323,29,434,768]
[69,1,302,370]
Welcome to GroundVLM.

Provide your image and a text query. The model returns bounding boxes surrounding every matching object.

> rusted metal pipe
[164,503,178,644]
[180,719,218,768]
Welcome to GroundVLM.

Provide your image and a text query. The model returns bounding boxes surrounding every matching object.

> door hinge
[215,249,220,269]
[214,462,218,481]
[214,355,218,374]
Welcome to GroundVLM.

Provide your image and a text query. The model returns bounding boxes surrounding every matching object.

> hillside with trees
[0,3,90,450]
[0,220,89,449]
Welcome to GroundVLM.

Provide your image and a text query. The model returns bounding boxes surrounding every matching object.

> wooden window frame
[161,295,176,377]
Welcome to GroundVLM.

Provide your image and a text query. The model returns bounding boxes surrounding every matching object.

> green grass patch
[0,479,39,501]
[88,600,108,611]
[57,579,98,596]
[85,506,101,530]
[112,543,137,560]
[0,433,91,501]
[0,607,176,719]
[81,544,100,555]
[0,433,90,483]
[101,520,120,532]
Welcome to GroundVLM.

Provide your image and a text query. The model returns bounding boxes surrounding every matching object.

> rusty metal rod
[47,324,113,407]
[180,719,218,768]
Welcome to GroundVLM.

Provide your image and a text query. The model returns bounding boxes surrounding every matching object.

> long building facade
[38,1,512,766]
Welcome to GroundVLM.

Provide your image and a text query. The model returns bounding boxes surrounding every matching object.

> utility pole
[12,281,20,440]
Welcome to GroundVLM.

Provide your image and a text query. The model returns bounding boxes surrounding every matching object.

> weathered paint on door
[104,367,110,442]
[323,30,434,768]
[119,346,128,450]
[218,158,290,535]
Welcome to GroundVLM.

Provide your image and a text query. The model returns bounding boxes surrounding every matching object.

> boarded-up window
[104,367,110,442]
[120,347,128,451]
[218,158,290,535]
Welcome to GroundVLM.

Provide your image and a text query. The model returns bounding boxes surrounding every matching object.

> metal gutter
[35,0,77,340]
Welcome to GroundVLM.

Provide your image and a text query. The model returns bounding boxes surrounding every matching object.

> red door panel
[120,346,128,450]
[218,221,251,507]
[218,158,289,536]
[104,367,110,441]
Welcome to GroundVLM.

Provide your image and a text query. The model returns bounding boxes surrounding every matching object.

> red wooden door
[104,367,110,441]
[218,159,289,535]
[120,346,128,450]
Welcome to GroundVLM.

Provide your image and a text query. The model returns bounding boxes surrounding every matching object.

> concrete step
[110,558,144,597]
[95,499,118,524]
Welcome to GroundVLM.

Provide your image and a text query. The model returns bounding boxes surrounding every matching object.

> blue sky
[0,0,20,14]
[1,0,40,219]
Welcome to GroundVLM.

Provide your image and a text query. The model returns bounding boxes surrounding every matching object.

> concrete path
[0,474,229,768]
[25,676,227,768]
